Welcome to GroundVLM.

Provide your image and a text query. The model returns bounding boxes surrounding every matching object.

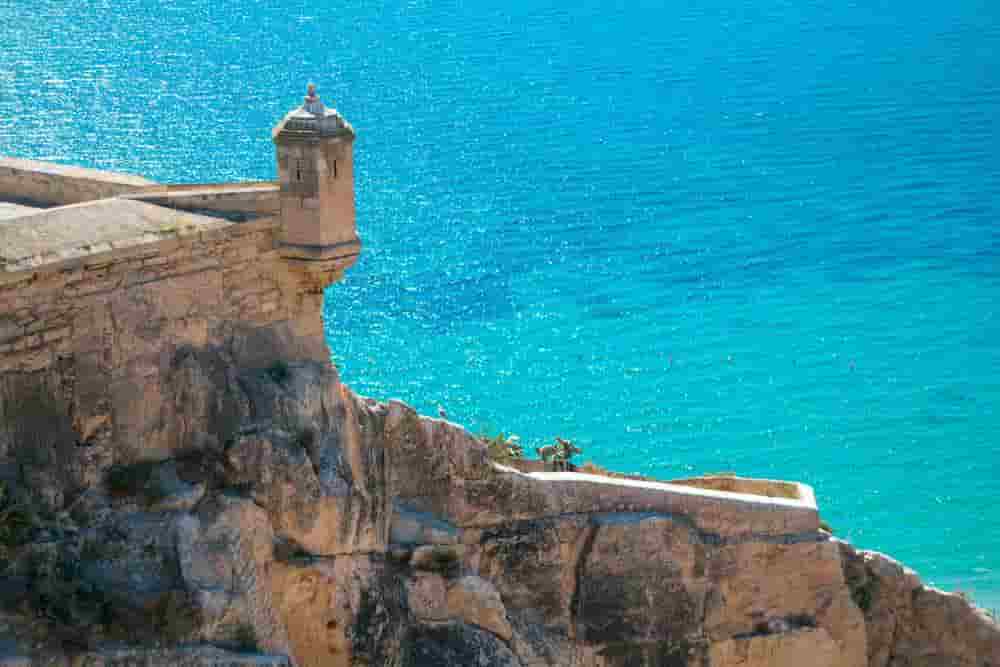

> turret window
[333,160,338,179]
[295,159,304,182]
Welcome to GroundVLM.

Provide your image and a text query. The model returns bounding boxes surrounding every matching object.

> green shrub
[152,590,203,643]
[0,480,33,557]
[537,437,582,471]
[266,360,290,384]
[849,579,875,613]
[0,374,81,509]
[480,433,523,464]
[233,623,259,652]
[27,551,112,631]
[415,545,463,576]
[104,461,158,498]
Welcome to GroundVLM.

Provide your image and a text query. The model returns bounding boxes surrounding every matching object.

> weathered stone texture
[840,541,1000,667]
[402,623,522,667]
[0,156,155,207]
[73,646,292,666]
[0,213,349,473]
[1,355,997,666]
[708,628,842,667]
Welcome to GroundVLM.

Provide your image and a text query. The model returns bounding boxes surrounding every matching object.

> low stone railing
[0,156,155,206]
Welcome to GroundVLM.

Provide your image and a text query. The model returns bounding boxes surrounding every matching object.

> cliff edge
[0,354,996,666]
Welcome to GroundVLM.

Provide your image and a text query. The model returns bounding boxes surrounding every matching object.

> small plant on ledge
[0,481,33,562]
[537,437,582,471]
[480,433,524,464]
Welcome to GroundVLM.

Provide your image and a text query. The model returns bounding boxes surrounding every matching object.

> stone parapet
[0,156,155,207]
[459,469,820,538]
[122,182,280,218]
[0,198,231,273]
[669,474,806,501]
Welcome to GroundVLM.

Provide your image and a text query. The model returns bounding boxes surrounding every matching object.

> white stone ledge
[525,471,819,511]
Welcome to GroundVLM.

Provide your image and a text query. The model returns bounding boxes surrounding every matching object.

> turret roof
[272,84,354,142]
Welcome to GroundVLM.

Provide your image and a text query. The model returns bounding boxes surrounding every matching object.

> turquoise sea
[1,0,998,607]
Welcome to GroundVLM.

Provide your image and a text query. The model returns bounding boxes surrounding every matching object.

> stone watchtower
[272,84,360,277]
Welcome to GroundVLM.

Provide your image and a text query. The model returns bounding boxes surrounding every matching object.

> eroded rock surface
[840,541,1000,667]
[0,353,996,666]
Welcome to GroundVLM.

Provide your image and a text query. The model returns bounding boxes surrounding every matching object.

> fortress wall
[669,475,803,500]
[0,216,284,374]
[0,156,156,206]
[122,183,280,216]
[475,470,821,537]
[0,214,334,459]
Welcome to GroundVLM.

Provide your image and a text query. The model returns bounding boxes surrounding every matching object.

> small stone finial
[303,82,325,115]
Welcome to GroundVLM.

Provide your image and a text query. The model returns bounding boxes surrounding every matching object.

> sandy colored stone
[411,544,466,572]
[446,575,513,641]
[406,572,449,622]
[840,541,1000,667]
[709,628,841,667]
[0,199,228,273]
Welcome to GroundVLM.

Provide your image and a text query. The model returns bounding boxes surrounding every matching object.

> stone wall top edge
[124,181,279,196]
[525,471,819,511]
[0,199,233,273]
[0,235,176,281]
[0,155,156,187]
[0,226,232,281]
[670,474,803,488]
[0,212,278,281]
[120,183,280,217]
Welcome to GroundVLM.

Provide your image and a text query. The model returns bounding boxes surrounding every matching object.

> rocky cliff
[0,349,996,666]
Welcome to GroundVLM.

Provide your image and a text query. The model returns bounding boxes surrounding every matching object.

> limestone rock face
[446,575,514,642]
[401,623,522,667]
[68,647,291,667]
[1,354,997,666]
[708,628,842,667]
[839,541,1000,667]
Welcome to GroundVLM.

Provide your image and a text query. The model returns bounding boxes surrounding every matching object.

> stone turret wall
[0,156,156,206]
[0,209,337,464]
[0,216,283,368]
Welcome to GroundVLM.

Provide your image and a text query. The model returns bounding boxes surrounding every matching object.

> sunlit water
[2,0,998,608]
